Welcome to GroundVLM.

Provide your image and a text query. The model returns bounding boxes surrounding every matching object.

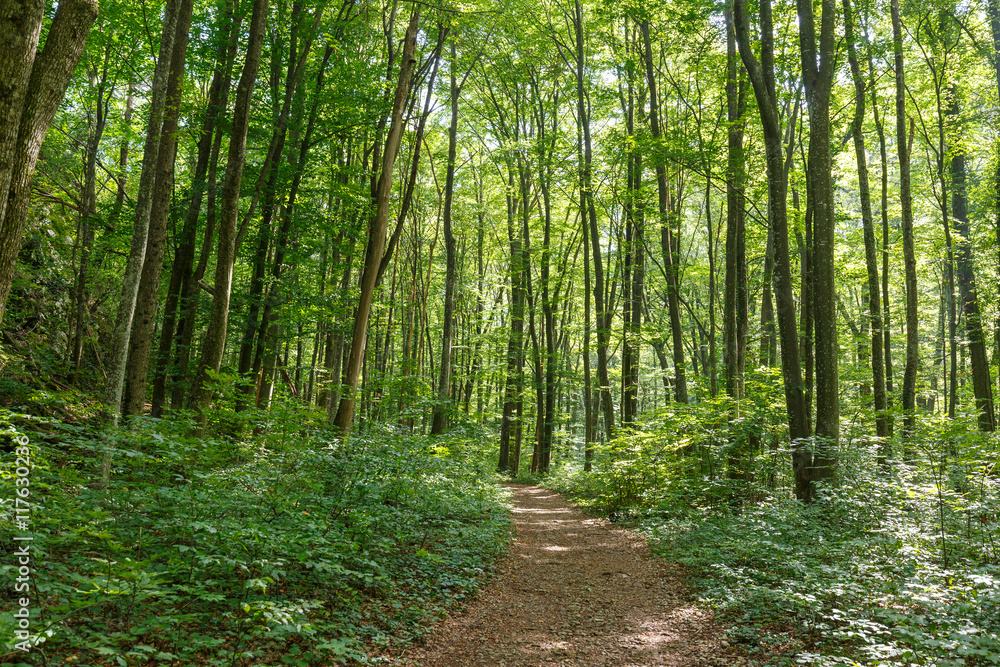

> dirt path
[401,485,741,666]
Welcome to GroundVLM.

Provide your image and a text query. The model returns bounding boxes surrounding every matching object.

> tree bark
[891,0,919,440]
[150,4,240,415]
[333,11,420,433]
[73,43,114,384]
[576,0,614,439]
[949,86,995,431]
[732,0,811,499]
[0,0,98,325]
[124,0,195,416]
[189,0,271,434]
[103,0,180,417]
[431,37,461,435]
[797,0,838,481]
[641,19,688,405]
[844,0,888,439]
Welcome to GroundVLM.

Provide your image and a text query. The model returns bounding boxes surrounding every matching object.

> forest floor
[393,484,745,666]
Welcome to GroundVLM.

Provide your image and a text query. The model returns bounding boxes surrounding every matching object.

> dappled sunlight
[407,485,734,666]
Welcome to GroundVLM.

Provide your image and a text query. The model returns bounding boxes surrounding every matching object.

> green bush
[0,410,511,666]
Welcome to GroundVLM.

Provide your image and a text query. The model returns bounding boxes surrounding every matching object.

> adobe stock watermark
[10,433,33,653]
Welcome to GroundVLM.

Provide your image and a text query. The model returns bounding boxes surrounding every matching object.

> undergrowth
[0,403,511,666]
[546,398,1000,667]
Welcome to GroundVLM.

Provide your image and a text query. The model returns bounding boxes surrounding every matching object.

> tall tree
[797,0,838,479]
[103,0,182,417]
[723,4,747,404]
[731,0,811,500]
[431,36,463,435]
[575,0,614,439]
[949,81,995,431]
[333,11,421,433]
[189,0,271,433]
[150,2,242,415]
[123,0,196,416]
[641,18,687,405]
[843,0,888,439]
[891,0,919,439]
[0,0,98,325]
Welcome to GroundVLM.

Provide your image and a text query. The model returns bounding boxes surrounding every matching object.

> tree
[797,0,838,480]
[891,0,919,440]
[731,0,811,500]
[123,0,196,417]
[103,0,182,417]
[723,4,747,404]
[189,0,271,433]
[333,11,421,433]
[843,0,888,440]
[641,18,687,406]
[0,0,98,326]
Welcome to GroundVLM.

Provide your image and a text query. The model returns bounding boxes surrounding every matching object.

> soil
[397,484,744,666]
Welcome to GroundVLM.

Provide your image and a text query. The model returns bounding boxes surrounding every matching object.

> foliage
[547,411,1000,665]
[0,403,511,666]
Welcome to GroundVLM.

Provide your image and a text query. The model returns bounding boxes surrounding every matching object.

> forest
[2,0,1000,663]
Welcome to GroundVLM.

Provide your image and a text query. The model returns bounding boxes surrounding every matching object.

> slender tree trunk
[722,31,749,486]
[949,87,995,431]
[797,0,838,480]
[124,0,195,417]
[103,0,180,417]
[431,38,461,435]
[706,175,718,397]
[844,0,888,439]
[759,225,776,367]
[73,52,112,384]
[989,0,1000,392]
[333,11,421,433]
[237,12,308,388]
[189,0,270,434]
[892,0,919,440]
[576,0,614,438]
[257,46,332,409]
[641,20,688,405]
[463,171,486,414]
[499,163,524,473]
[862,19,895,431]
[732,0,811,499]
[151,5,239,415]
[582,175,594,471]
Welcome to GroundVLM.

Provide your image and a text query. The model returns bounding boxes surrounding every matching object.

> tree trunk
[989,0,1000,395]
[949,87,995,431]
[431,37,461,435]
[641,19,688,405]
[891,0,919,440]
[103,0,180,417]
[123,0,195,417]
[724,4,748,403]
[256,46,333,409]
[577,0,614,439]
[333,11,421,433]
[582,174,593,471]
[189,0,270,433]
[732,0,811,499]
[844,0,888,439]
[797,0,838,481]
[150,4,240,415]
[72,47,113,384]
[0,0,98,325]
[499,162,525,474]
